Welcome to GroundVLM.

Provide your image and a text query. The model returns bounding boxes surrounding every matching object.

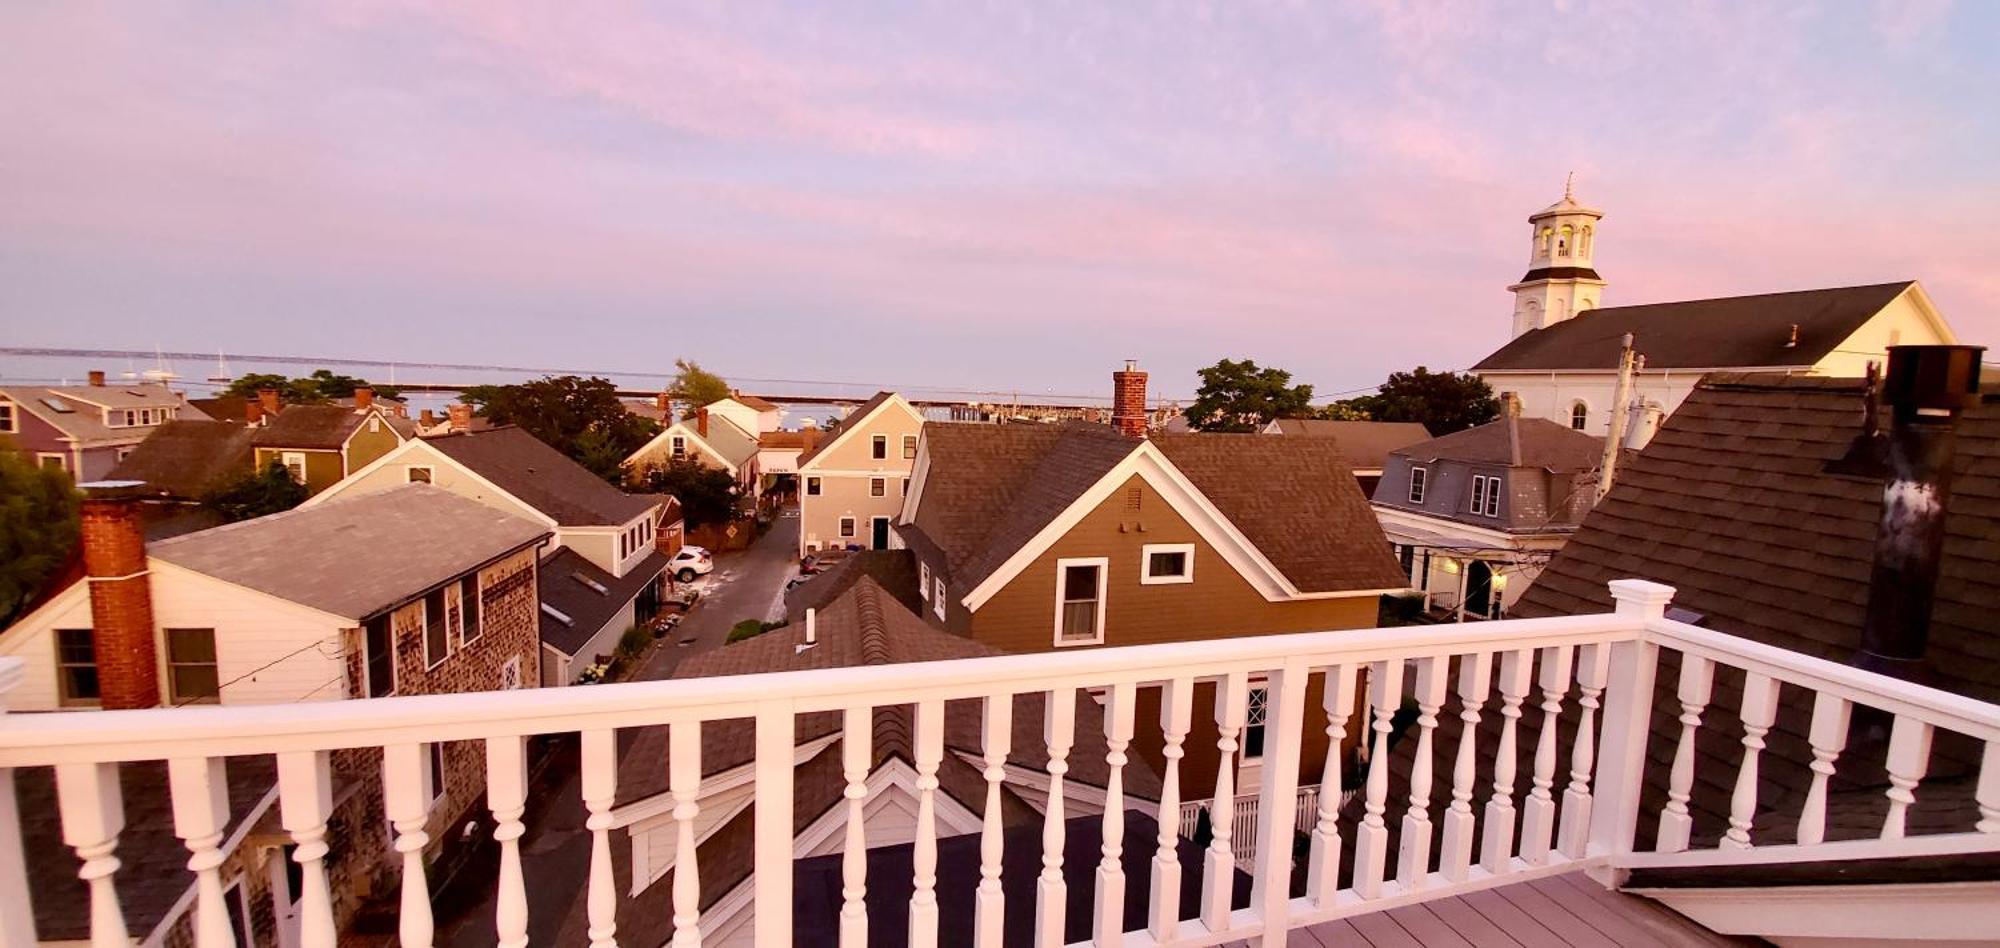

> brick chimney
[80,483,159,709]
[87,370,106,387]
[1112,360,1148,437]
[352,387,373,411]
[696,406,709,438]
[656,392,671,414]
[447,403,472,432]
[257,388,281,418]
[419,408,438,429]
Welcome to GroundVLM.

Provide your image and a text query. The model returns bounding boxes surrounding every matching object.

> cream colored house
[795,391,925,556]
[624,407,762,498]
[1473,187,1957,449]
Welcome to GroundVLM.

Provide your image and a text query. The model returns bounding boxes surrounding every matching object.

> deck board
[1382,903,1478,948]
[1286,869,1746,946]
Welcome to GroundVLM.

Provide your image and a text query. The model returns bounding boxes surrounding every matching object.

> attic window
[541,603,574,626]
[572,573,608,595]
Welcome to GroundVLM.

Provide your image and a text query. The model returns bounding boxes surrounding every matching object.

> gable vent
[1126,486,1142,511]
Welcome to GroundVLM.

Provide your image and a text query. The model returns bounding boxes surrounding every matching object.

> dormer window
[1408,466,1427,504]
[1570,402,1589,431]
[1471,474,1502,517]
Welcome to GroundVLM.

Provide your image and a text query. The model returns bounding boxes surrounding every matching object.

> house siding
[801,473,907,553]
[254,446,344,495]
[342,414,403,473]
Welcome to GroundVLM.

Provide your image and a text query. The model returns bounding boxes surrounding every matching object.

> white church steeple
[1509,174,1606,338]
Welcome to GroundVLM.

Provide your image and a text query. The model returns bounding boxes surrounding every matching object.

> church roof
[1473,281,1915,372]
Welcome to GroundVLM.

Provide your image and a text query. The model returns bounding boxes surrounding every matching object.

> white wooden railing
[1178,786,1348,869]
[2,579,1998,947]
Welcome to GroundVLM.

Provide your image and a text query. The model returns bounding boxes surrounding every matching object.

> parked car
[670,546,714,583]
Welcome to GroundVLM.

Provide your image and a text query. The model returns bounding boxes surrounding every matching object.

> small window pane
[1147,551,1187,577]
[1063,564,1099,600]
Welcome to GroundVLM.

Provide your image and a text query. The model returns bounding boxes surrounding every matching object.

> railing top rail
[1646,617,2000,741]
[0,613,1635,765]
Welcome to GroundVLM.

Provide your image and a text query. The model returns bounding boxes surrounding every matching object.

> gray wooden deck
[1271,872,1760,946]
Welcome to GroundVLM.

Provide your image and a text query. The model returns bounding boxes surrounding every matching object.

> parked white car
[670,545,714,583]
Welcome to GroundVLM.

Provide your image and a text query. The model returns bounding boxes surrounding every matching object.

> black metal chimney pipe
[1857,344,1984,681]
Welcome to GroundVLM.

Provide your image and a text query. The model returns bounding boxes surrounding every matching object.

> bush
[727,619,786,643]
[616,623,651,658]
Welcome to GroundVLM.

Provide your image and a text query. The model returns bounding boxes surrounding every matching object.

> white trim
[919,562,931,601]
[1624,881,2000,943]
[899,437,931,523]
[869,515,890,550]
[622,421,743,475]
[1407,465,1427,504]
[614,733,841,828]
[933,577,946,620]
[302,438,561,530]
[35,452,68,472]
[1052,556,1109,647]
[280,451,308,484]
[869,476,886,497]
[796,393,925,473]
[1139,542,1195,585]
[421,597,447,671]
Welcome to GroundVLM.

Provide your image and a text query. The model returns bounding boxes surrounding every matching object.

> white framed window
[37,453,67,473]
[1140,543,1194,585]
[1053,557,1108,646]
[933,578,946,619]
[165,627,220,704]
[806,476,822,496]
[445,582,464,643]
[920,562,932,600]
[1243,686,1269,761]
[839,516,856,538]
[1570,402,1589,431]
[281,451,308,484]
[460,573,483,645]
[423,589,449,670]
[0,402,14,432]
[501,655,522,690]
[869,477,886,497]
[407,465,433,484]
[671,436,686,460]
[1470,474,1501,517]
[55,628,100,707]
[902,434,918,459]
[871,435,887,460]
[425,741,447,807]
[368,416,381,433]
[1407,465,1427,504]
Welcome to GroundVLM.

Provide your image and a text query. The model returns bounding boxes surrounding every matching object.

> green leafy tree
[461,375,661,482]
[221,369,398,402]
[640,459,743,529]
[1341,367,1498,435]
[1184,359,1315,432]
[1315,401,1373,421]
[0,441,82,627]
[668,359,732,413]
[201,460,309,523]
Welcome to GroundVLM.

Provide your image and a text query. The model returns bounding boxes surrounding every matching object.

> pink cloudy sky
[3,1,1995,400]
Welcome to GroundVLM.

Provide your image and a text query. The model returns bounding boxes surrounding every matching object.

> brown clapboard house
[893,363,1409,801]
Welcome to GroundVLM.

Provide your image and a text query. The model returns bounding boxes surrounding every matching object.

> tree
[1183,359,1315,432]
[461,375,660,482]
[668,359,731,414]
[221,369,399,402]
[1342,367,1498,435]
[0,441,81,627]
[1315,401,1373,421]
[201,460,309,523]
[639,459,743,529]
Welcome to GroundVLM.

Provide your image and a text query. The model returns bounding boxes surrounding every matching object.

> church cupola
[1509,174,1607,338]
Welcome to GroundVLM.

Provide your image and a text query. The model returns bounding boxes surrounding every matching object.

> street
[430,510,803,946]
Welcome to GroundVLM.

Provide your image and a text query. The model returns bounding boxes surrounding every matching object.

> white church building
[1472,183,1959,447]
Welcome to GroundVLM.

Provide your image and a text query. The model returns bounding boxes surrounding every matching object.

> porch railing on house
[1178,785,1350,870]
[3,579,2000,947]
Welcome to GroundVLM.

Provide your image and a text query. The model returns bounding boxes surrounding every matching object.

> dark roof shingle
[107,420,255,498]
[423,426,662,526]
[1394,414,1604,471]
[1264,419,1434,469]
[248,404,372,449]
[538,546,668,656]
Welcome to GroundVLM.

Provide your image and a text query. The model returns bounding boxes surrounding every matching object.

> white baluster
[381,744,435,948]
[581,731,618,948]
[1882,715,1934,841]
[1558,643,1611,859]
[168,757,237,948]
[1148,679,1194,941]
[1035,687,1076,948]
[1656,654,1713,853]
[1480,650,1531,874]
[977,694,1014,948]
[1307,666,1358,906]
[841,707,871,948]
[1520,645,1574,865]
[56,761,129,948]
[674,720,705,948]
[1251,661,1308,938]
[0,658,34,948]
[488,736,530,948]
[276,751,337,948]
[1094,682,1135,946]
[1797,694,1851,847]
[910,699,944,948]
[1397,657,1447,890]
[1979,742,2000,835]
[1351,659,1403,899]
[1721,673,1780,850]
[1440,653,1493,883]
[1200,672,1248,925]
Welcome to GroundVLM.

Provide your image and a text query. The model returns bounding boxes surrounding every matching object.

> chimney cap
[78,480,150,500]
[1883,345,1985,419]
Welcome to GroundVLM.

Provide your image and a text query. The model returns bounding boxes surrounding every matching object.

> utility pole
[1597,333,1637,502]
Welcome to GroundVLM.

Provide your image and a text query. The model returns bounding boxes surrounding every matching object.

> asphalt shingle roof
[248,404,377,450]
[1395,414,1605,471]
[1472,282,1914,372]
[423,426,662,526]
[538,546,668,656]
[148,484,549,620]
[107,420,255,497]
[1263,419,1434,469]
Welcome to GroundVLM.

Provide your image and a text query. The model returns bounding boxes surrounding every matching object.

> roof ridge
[1593,280,1914,313]
[149,482,436,549]
[853,581,892,666]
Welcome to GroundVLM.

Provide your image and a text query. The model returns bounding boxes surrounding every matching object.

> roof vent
[541,603,573,626]
[1784,323,1800,348]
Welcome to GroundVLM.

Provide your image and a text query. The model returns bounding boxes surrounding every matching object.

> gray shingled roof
[107,420,256,498]
[1473,282,1914,372]
[1394,414,1604,471]
[248,404,374,450]
[538,546,667,656]
[149,484,549,620]
[423,426,662,526]
[1263,418,1434,469]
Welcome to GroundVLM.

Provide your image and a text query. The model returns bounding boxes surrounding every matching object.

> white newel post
[0,658,40,948]
[1148,679,1194,942]
[1589,580,1670,861]
[168,756,238,948]
[1094,682,1136,947]
[1251,661,1308,945]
